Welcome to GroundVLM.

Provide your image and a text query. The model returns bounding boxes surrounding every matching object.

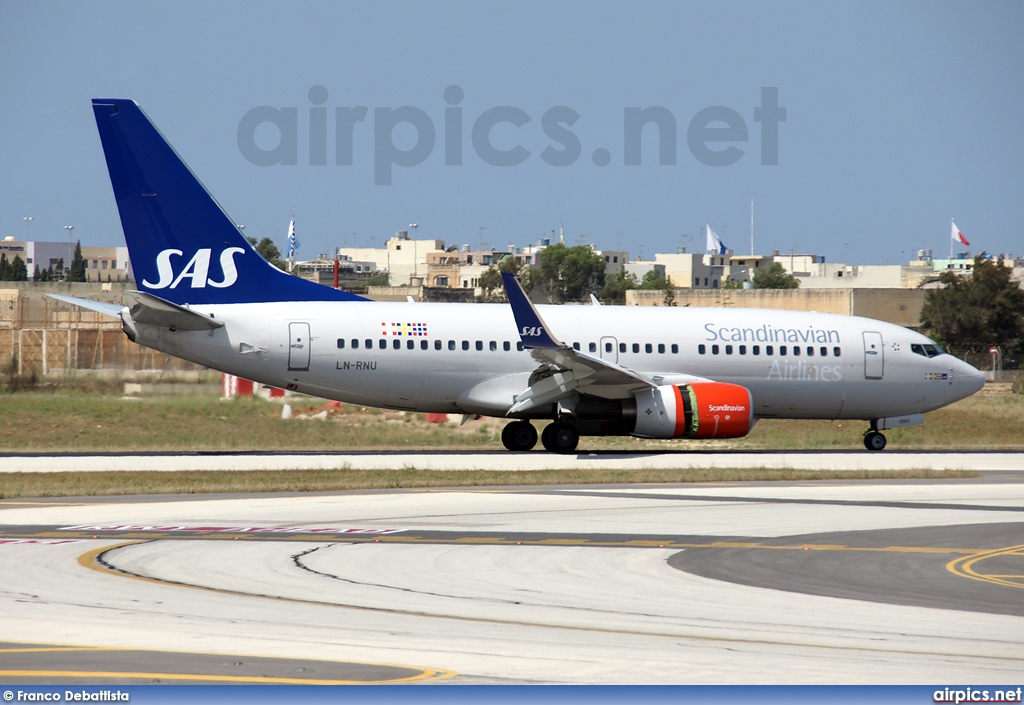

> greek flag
[287,216,299,259]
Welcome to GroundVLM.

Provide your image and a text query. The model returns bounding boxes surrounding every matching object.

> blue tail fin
[92,99,367,304]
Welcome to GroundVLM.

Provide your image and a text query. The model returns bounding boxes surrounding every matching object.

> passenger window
[753,345,760,355]
[658,343,665,354]
[337,339,345,349]
[503,341,510,351]
[462,340,469,351]
[739,345,746,355]
[645,343,652,353]
[820,346,827,357]
[517,342,524,351]
[419,340,427,350]
[793,346,801,356]
[490,341,497,351]
[833,346,841,357]
[806,346,814,357]
[379,339,387,350]
[671,344,678,354]
[435,340,442,350]
[448,340,455,351]
[619,343,626,353]
[712,344,720,355]
[393,339,401,350]
[779,345,786,356]
[573,342,580,351]
[605,342,613,353]
[698,344,706,354]
[632,343,640,353]
[589,342,597,353]
[725,345,733,355]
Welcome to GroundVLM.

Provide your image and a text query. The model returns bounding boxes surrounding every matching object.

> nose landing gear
[863,426,887,451]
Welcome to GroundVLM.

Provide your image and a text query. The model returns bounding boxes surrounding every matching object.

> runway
[3,449,1024,472]
[1,467,1023,684]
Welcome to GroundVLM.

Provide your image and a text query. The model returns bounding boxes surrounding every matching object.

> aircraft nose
[957,359,986,398]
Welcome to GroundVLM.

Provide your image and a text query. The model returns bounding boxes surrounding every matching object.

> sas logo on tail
[143,248,245,289]
[521,326,545,337]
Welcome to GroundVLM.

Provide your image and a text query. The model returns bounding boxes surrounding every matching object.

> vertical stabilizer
[91,99,367,304]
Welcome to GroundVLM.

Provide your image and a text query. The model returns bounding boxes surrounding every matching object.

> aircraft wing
[48,291,224,331]
[501,272,658,414]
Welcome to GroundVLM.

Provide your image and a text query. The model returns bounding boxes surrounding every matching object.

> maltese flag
[951,219,969,246]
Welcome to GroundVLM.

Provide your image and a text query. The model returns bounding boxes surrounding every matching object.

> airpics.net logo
[237,85,786,185]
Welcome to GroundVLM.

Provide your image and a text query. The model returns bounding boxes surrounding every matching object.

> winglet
[501,272,566,350]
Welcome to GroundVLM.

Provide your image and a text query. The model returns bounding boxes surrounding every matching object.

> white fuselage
[129,301,985,422]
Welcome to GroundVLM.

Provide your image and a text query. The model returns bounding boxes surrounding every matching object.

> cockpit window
[911,343,944,358]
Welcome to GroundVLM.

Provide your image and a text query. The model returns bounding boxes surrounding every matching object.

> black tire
[864,431,887,451]
[501,421,537,452]
[541,422,579,454]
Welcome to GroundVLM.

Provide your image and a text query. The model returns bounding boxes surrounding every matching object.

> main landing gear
[500,420,580,454]
[501,420,538,452]
[541,421,580,454]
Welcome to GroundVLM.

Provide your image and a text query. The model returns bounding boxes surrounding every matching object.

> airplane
[52,99,986,454]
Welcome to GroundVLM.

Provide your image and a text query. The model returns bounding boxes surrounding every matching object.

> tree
[598,271,638,304]
[478,256,534,302]
[67,241,87,282]
[920,255,1024,354]
[246,236,287,271]
[636,268,676,306]
[8,255,28,282]
[0,254,8,281]
[752,262,799,289]
[533,243,606,303]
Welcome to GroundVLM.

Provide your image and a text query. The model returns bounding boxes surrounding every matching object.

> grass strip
[0,468,977,499]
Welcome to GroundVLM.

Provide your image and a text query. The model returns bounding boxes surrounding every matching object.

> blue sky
[2,1,1022,265]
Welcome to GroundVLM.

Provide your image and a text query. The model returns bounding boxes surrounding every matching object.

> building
[653,251,770,289]
[336,230,445,286]
[81,246,130,282]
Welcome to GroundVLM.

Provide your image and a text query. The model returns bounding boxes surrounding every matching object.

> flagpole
[950,217,953,260]
[750,199,754,256]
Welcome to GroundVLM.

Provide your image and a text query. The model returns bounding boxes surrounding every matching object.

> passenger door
[288,322,310,371]
[863,331,884,379]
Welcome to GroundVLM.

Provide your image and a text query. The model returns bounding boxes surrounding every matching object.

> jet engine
[631,382,754,439]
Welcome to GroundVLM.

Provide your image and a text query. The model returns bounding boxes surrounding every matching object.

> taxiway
[1,467,1022,683]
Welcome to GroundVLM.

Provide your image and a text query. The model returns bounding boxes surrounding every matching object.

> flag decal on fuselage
[382,322,429,337]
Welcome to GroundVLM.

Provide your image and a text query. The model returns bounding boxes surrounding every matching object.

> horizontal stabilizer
[47,294,124,318]
[123,291,224,331]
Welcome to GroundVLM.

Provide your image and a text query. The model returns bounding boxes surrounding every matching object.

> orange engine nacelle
[631,382,754,439]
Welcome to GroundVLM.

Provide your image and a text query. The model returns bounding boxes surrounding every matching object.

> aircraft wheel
[541,422,579,454]
[501,421,537,452]
[863,431,887,451]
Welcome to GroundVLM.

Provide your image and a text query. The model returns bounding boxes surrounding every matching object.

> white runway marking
[2,450,1023,472]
